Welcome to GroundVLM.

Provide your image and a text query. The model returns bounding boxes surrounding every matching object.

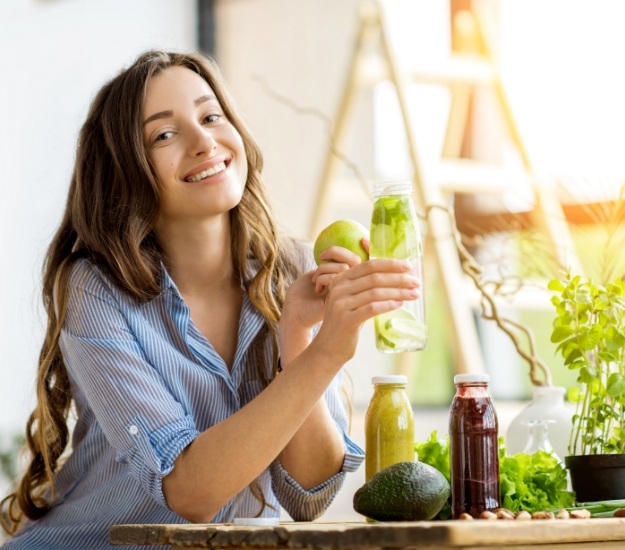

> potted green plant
[549,272,625,502]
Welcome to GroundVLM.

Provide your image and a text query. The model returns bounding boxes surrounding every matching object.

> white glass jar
[505,386,573,459]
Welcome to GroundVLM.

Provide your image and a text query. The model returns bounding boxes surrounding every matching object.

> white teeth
[186,161,226,182]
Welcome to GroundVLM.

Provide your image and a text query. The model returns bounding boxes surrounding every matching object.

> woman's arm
[163,256,419,522]
[272,318,345,492]
[274,243,376,491]
[162,336,343,522]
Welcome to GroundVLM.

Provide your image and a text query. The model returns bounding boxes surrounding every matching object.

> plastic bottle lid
[454,373,490,384]
[373,181,412,197]
[372,375,407,385]
[233,518,280,526]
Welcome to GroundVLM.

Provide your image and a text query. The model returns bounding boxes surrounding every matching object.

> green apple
[313,219,369,265]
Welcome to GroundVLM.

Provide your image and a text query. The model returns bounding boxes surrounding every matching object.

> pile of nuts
[457,507,625,520]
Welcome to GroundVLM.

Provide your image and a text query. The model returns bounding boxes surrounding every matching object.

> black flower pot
[565,454,625,502]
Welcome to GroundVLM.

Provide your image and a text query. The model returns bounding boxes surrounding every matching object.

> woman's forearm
[278,397,345,489]
[162,340,343,522]
[276,324,346,490]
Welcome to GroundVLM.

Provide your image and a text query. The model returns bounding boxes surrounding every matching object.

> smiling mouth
[185,161,227,182]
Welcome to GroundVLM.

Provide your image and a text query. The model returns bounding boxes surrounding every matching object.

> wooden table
[110,519,625,549]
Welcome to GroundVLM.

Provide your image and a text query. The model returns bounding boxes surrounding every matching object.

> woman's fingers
[312,261,351,293]
[310,258,422,364]
[361,236,370,254]
[365,273,419,299]
[312,245,364,294]
[333,259,419,294]
[326,278,420,319]
[322,259,420,317]
[317,245,365,267]
[312,261,350,282]
[314,258,420,324]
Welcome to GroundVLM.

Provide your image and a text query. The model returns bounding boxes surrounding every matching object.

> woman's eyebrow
[194,94,216,106]
[143,95,217,126]
[143,110,173,126]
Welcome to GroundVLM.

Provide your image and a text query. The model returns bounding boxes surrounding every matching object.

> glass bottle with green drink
[365,375,415,481]
[370,181,427,353]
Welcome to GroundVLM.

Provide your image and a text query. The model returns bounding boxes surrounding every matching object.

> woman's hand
[281,243,368,333]
[312,241,369,294]
[278,243,368,363]
[312,257,420,365]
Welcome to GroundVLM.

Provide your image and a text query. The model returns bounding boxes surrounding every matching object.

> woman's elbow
[162,470,221,523]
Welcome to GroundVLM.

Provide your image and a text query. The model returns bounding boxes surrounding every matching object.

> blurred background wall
[0,0,198,438]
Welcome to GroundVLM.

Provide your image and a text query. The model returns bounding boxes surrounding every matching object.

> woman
[0,50,419,549]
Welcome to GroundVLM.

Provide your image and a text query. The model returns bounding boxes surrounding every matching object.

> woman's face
[143,66,248,224]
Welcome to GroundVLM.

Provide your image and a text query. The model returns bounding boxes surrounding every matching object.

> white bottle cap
[233,518,280,526]
[454,373,490,384]
[372,375,408,385]
[373,180,412,197]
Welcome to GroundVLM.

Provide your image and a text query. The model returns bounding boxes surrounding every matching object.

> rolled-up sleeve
[270,370,364,520]
[116,414,199,504]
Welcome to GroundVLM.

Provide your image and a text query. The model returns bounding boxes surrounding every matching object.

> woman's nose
[188,125,217,156]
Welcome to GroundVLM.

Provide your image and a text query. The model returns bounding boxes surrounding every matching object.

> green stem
[572,298,589,454]
[601,360,612,451]
[620,359,625,454]
[569,394,582,455]
[577,365,594,454]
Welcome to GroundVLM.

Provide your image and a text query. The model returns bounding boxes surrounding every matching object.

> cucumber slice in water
[378,308,427,349]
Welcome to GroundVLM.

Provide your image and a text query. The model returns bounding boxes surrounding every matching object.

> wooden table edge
[110,518,625,548]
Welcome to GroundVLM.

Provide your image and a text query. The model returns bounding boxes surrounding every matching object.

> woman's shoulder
[67,257,164,308]
[69,257,106,286]
[67,257,125,301]
[282,235,316,273]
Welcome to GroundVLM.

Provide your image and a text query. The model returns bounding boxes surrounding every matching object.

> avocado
[353,461,450,521]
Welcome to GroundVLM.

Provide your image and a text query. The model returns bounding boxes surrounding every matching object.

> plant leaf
[579,366,597,384]
[568,387,582,402]
[548,279,565,292]
[579,326,601,350]
[551,325,573,343]
[607,373,625,398]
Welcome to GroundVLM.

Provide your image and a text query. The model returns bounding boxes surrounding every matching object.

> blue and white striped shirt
[3,255,364,549]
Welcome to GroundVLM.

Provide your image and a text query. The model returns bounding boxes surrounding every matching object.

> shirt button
[129,425,139,435]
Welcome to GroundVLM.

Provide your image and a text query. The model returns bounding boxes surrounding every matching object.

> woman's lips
[185,160,228,182]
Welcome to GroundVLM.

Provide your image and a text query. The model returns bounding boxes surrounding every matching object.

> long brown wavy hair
[1,50,304,533]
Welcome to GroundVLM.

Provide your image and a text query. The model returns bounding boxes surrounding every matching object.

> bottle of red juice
[449,373,500,518]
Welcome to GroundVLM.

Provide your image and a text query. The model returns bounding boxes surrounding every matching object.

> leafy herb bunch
[549,272,625,455]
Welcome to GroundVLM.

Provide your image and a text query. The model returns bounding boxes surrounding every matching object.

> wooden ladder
[310,0,581,375]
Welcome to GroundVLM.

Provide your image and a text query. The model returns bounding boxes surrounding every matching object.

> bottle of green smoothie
[370,181,427,353]
[365,375,415,481]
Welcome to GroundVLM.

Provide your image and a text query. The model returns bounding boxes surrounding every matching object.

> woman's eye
[155,130,174,142]
[203,113,222,124]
